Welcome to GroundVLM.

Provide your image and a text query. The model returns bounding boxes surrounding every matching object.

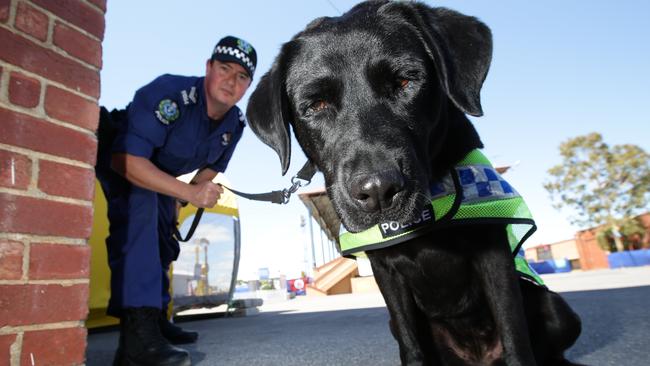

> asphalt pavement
[86,266,650,366]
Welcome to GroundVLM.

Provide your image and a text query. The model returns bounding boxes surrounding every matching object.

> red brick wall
[0,0,105,364]
[574,230,610,270]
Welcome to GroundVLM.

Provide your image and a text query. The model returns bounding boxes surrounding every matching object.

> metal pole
[320,224,326,264]
[325,233,331,262]
[227,217,241,305]
[325,234,334,260]
[307,208,316,269]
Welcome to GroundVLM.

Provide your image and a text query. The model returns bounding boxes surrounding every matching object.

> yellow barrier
[87,175,239,329]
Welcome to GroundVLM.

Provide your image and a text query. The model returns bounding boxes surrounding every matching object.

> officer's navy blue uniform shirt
[97,74,245,314]
[112,74,246,177]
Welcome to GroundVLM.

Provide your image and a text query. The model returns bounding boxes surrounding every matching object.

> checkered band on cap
[211,36,257,78]
[212,45,256,73]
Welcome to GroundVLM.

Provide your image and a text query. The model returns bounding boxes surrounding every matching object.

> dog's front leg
[368,253,435,366]
[473,228,537,366]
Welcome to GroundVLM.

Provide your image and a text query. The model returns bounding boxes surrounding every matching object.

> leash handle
[173,207,204,242]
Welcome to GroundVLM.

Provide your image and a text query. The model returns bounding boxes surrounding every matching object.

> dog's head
[247,1,492,232]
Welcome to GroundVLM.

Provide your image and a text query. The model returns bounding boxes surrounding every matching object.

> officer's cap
[210,36,257,79]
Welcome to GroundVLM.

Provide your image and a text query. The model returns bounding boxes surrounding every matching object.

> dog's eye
[308,100,329,114]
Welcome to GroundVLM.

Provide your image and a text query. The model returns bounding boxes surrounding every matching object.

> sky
[100,1,650,280]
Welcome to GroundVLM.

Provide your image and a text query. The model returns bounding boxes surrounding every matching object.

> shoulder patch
[155,99,180,125]
[237,110,246,124]
[181,86,198,106]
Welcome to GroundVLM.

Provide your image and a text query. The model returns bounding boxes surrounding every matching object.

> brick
[38,160,95,200]
[0,27,100,98]
[53,20,102,68]
[8,71,41,108]
[0,193,93,238]
[0,240,24,280]
[22,327,87,366]
[0,0,9,23]
[0,149,32,190]
[0,334,17,366]
[29,243,90,280]
[32,0,105,40]
[87,0,106,13]
[0,107,97,165]
[44,85,99,131]
[0,284,89,327]
[15,1,49,42]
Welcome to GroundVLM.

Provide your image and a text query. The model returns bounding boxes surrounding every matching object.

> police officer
[96,36,256,366]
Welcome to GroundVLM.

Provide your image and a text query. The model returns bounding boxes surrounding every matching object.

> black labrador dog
[247,1,582,365]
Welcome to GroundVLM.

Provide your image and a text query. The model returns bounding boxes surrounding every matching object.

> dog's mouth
[331,175,431,233]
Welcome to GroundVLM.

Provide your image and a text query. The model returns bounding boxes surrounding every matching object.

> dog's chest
[374,236,485,317]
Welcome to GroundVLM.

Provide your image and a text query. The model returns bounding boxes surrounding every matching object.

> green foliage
[595,218,646,251]
[595,229,616,252]
[544,133,650,251]
[259,279,275,290]
[620,218,648,250]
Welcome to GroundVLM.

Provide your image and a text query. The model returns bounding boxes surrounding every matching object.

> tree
[594,218,647,252]
[544,133,650,252]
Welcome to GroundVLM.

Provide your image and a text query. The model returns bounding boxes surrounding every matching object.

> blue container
[608,249,650,268]
[529,258,572,274]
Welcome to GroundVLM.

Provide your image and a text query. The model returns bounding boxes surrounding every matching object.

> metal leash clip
[281,175,312,204]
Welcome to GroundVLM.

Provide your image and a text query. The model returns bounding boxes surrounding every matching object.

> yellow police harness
[339,149,545,287]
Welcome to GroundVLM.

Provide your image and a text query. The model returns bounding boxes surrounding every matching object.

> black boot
[113,307,191,366]
[160,312,199,345]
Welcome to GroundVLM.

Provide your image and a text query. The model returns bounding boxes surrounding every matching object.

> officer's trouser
[96,108,180,317]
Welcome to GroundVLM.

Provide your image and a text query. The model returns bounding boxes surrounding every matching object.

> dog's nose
[350,171,404,212]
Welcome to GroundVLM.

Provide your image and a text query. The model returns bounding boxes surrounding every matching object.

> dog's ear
[246,45,293,175]
[383,3,493,117]
[418,5,493,117]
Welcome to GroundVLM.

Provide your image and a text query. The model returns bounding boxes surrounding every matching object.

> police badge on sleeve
[221,132,232,146]
[155,99,180,125]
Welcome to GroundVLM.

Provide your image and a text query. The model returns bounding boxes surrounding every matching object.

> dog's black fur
[246,1,583,365]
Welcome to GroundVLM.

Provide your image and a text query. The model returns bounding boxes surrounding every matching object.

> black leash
[220,161,317,204]
[173,161,317,242]
[174,205,205,242]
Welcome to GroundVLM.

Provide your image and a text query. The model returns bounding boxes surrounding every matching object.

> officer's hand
[189,181,223,208]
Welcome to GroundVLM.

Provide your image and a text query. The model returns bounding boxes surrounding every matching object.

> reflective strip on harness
[339,149,544,286]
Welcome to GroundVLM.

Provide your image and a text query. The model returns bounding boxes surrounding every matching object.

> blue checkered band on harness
[429,164,519,204]
[457,165,519,203]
